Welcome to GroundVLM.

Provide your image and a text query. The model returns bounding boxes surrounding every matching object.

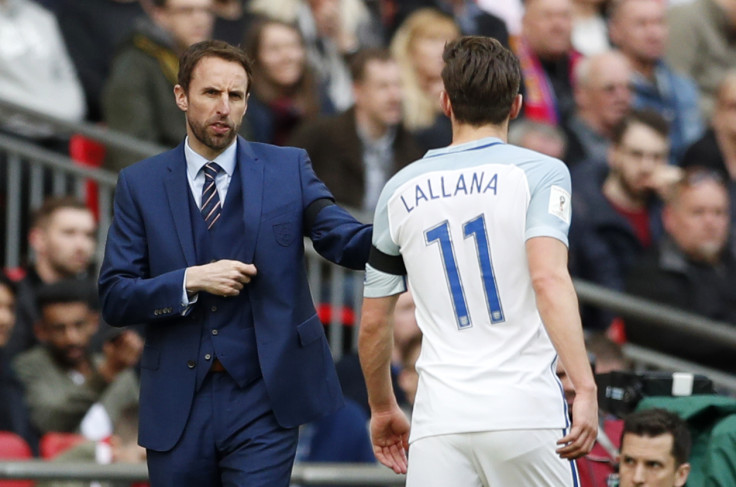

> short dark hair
[31,196,91,230]
[611,109,669,146]
[441,36,521,126]
[178,40,253,95]
[350,48,394,83]
[36,279,98,312]
[621,408,691,466]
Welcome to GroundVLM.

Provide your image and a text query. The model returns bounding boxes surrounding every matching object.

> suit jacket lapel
[164,143,197,267]
[237,137,263,264]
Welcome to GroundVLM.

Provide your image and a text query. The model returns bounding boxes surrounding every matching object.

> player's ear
[440,90,453,119]
[509,94,523,120]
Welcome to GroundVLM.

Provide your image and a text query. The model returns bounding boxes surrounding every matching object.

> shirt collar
[185,137,238,180]
[424,137,504,158]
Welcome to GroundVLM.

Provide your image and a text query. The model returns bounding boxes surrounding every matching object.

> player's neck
[449,121,508,147]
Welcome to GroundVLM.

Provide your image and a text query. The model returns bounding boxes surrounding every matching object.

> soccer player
[359,36,598,486]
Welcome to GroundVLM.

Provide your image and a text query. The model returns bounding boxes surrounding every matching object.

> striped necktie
[201,162,222,230]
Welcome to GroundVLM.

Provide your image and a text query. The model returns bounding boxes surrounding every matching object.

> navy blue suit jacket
[98,137,371,451]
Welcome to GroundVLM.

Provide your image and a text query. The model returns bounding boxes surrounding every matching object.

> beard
[47,343,86,369]
[187,115,241,153]
[617,171,654,205]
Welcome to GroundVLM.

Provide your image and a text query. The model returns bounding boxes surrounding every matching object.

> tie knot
[204,162,221,179]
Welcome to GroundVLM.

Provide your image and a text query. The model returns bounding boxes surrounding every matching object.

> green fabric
[637,395,736,487]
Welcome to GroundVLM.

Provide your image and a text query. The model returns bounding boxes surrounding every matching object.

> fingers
[556,425,597,460]
[193,260,258,296]
[374,442,408,474]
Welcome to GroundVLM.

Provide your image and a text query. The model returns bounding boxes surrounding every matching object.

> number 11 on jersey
[425,214,505,330]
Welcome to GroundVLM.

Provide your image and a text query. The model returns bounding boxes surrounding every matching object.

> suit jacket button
[204,353,212,360]
[187,360,196,369]
[211,329,218,336]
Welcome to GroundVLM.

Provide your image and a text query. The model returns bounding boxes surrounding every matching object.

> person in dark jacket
[626,167,736,372]
[569,109,679,330]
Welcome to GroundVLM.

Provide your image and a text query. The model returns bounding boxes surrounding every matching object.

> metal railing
[0,461,406,485]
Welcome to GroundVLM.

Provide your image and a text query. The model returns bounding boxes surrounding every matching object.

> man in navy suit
[98,40,371,486]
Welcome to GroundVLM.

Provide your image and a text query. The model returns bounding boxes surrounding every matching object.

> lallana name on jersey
[400,171,499,213]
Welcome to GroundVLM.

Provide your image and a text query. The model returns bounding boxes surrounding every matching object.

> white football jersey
[364,137,572,443]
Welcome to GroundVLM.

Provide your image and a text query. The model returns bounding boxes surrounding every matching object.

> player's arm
[359,293,409,474]
[526,236,598,460]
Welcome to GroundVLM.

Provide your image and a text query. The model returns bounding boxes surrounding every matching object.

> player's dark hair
[621,408,691,466]
[178,40,253,95]
[441,36,521,126]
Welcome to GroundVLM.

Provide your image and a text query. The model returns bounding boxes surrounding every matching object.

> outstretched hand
[556,389,598,460]
[369,407,410,474]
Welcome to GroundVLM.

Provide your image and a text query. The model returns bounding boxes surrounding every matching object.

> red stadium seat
[39,432,85,460]
[0,431,34,487]
[69,134,106,221]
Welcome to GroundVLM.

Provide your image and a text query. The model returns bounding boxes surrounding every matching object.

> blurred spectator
[335,290,419,418]
[389,0,509,47]
[564,49,632,167]
[37,404,146,487]
[212,0,256,46]
[477,0,523,37]
[680,71,736,221]
[102,0,216,172]
[289,48,423,212]
[243,18,329,146]
[665,0,736,119]
[571,0,610,56]
[0,0,85,143]
[508,118,567,159]
[618,408,691,487]
[625,167,736,372]
[390,8,460,151]
[5,197,97,361]
[585,332,628,374]
[609,0,704,163]
[12,280,142,438]
[54,0,145,122]
[0,273,33,446]
[570,110,677,331]
[249,0,383,111]
[294,397,375,486]
[396,332,421,417]
[511,0,579,126]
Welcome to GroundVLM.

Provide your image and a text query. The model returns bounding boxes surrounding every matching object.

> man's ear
[28,227,44,254]
[509,94,523,120]
[174,85,188,112]
[674,462,690,487]
[440,90,453,119]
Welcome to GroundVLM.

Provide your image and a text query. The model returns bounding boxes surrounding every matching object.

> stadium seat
[0,431,34,487]
[39,432,85,460]
[69,134,106,221]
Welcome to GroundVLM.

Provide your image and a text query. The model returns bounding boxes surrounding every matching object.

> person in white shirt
[359,35,598,487]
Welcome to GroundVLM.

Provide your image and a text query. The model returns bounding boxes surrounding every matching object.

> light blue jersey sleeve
[363,177,408,298]
[523,157,572,246]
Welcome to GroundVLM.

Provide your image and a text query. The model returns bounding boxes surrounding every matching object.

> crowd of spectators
[1,0,736,482]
